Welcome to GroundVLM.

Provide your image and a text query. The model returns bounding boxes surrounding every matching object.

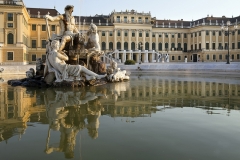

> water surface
[0,74,240,160]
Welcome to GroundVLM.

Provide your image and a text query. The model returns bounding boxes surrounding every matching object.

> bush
[124,60,136,65]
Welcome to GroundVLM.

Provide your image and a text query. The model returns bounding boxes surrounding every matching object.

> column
[98,30,102,45]
[128,29,131,50]
[56,25,60,35]
[143,30,146,50]
[121,29,124,50]
[144,50,148,62]
[175,33,177,50]
[149,30,152,50]
[37,24,41,48]
[162,33,165,51]
[222,31,224,49]
[0,12,4,43]
[187,33,191,50]
[216,31,219,50]
[114,29,117,50]
[197,32,199,49]
[155,33,159,51]
[229,32,232,49]
[169,33,171,51]
[106,31,109,50]
[235,31,237,50]
[136,30,139,50]
[17,13,23,46]
[210,31,212,50]
[181,33,184,50]
[201,31,206,49]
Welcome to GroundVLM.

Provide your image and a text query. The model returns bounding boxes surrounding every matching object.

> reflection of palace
[1,77,240,158]
[0,84,45,143]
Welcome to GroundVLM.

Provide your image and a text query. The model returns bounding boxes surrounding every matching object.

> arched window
[109,42,113,50]
[7,33,14,44]
[102,42,106,50]
[171,43,175,49]
[165,43,168,50]
[177,43,181,50]
[145,42,149,50]
[124,42,128,50]
[152,42,155,50]
[158,43,162,51]
[117,42,121,50]
[184,43,187,52]
[131,42,135,50]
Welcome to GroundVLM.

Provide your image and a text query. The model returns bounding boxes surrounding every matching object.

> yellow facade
[0,1,240,65]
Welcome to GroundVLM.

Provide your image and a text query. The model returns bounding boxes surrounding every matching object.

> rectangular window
[42,25,46,31]
[51,25,56,31]
[191,33,193,38]
[146,32,149,37]
[32,24,36,31]
[152,33,155,37]
[7,52,13,60]
[172,56,175,60]
[232,31,235,35]
[212,43,215,49]
[131,17,134,23]
[32,54,36,61]
[125,31,128,36]
[178,33,181,38]
[206,43,209,49]
[124,16,127,23]
[32,40,36,48]
[218,43,222,49]
[206,31,209,35]
[109,31,113,36]
[232,54,234,60]
[213,55,216,60]
[219,31,222,36]
[165,33,168,38]
[206,54,209,60]
[41,40,46,48]
[132,31,135,37]
[145,17,148,23]
[238,42,240,49]
[139,32,142,37]
[237,54,240,59]
[102,31,105,36]
[184,33,187,38]
[138,17,142,23]
[219,55,222,60]
[238,30,240,35]
[178,56,181,60]
[232,43,235,49]
[117,30,121,36]
[42,55,46,62]
[199,32,201,36]
[116,16,120,23]
[7,23,13,28]
[8,13,13,21]
[159,34,162,37]
[172,34,174,38]
[213,31,215,36]
[195,32,197,37]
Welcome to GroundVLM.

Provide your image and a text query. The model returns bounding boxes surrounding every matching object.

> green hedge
[124,60,136,65]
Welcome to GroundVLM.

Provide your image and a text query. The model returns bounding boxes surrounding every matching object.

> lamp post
[221,20,238,64]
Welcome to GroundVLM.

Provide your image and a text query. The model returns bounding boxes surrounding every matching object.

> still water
[0,74,240,160]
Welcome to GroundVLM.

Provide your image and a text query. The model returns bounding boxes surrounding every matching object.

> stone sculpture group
[8,5,130,88]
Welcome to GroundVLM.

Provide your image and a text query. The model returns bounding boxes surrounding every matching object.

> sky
[23,0,240,21]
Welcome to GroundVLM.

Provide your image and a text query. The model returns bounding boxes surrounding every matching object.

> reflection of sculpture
[106,58,130,82]
[45,5,79,53]
[44,88,105,158]
[44,40,106,82]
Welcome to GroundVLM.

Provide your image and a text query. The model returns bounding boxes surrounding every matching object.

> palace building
[0,0,240,65]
